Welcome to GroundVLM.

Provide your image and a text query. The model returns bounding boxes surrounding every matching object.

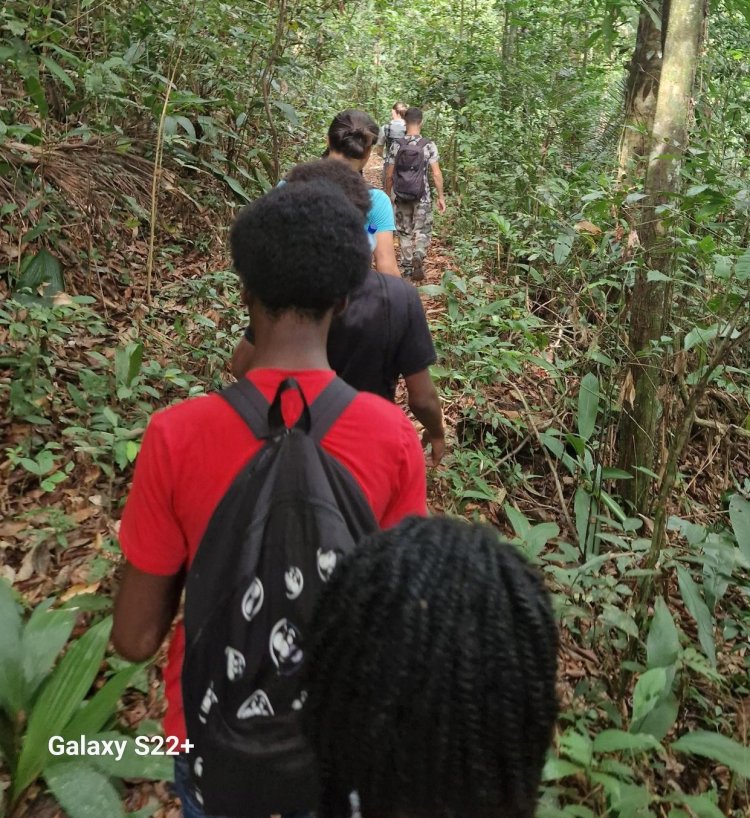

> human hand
[422,430,445,467]
[436,196,446,215]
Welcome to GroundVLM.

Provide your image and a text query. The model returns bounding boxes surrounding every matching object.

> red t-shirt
[119,368,427,741]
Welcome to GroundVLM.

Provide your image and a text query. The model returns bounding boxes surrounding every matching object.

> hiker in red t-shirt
[113,181,427,818]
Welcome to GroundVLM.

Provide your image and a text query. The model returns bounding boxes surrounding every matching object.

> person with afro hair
[230,160,445,464]
[305,515,559,818]
[113,181,428,818]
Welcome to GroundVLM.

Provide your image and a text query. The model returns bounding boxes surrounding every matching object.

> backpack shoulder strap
[309,377,358,443]
[220,378,269,439]
[417,136,429,150]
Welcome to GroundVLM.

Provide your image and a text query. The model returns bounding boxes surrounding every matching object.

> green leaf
[115,343,143,388]
[647,597,680,669]
[17,249,64,293]
[40,55,76,92]
[735,249,750,282]
[647,270,671,283]
[574,488,594,555]
[13,617,112,800]
[64,663,143,738]
[0,580,24,715]
[174,115,196,140]
[637,690,678,741]
[504,504,531,538]
[671,731,750,778]
[593,729,663,754]
[684,323,719,351]
[44,761,124,818]
[602,605,639,638]
[685,184,709,197]
[577,373,599,441]
[676,566,716,667]
[87,733,174,780]
[525,522,559,555]
[21,602,77,705]
[601,467,633,480]
[223,174,253,202]
[729,494,750,562]
[272,100,300,127]
[553,233,573,265]
[541,755,583,781]
[24,74,49,117]
[631,667,669,726]
[559,729,593,769]
[674,793,725,818]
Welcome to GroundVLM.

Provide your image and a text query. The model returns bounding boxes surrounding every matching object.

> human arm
[373,231,399,276]
[112,564,184,661]
[232,333,256,379]
[391,281,444,463]
[404,369,445,466]
[384,163,394,197]
[113,415,188,660]
[374,124,386,157]
[430,161,446,214]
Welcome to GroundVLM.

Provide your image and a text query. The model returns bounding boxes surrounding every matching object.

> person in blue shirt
[324,109,399,277]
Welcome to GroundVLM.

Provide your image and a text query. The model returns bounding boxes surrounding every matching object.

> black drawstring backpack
[183,376,377,817]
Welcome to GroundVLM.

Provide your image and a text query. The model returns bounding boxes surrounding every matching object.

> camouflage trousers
[394,199,433,275]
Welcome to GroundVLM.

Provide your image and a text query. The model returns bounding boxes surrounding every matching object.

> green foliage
[0,581,169,817]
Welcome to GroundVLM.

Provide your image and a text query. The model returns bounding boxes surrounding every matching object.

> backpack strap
[308,377,358,443]
[222,376,357,443]
[220,378,270,439]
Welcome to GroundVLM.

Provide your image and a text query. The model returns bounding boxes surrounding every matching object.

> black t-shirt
[243,271,436,401]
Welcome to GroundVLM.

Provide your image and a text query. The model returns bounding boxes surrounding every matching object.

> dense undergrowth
[2,0,750,816]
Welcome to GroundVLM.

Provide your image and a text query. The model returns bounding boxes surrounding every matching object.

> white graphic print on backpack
[225,647,246,681]
[317,548,339,581]
[237,689,274,719]
[182,377,378,817]
[284,566,304,599]
[198,684,218,725]
[269,618,304,675]
[241,577,264,622]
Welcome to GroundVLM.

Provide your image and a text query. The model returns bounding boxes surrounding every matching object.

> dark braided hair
[305,516,559,818]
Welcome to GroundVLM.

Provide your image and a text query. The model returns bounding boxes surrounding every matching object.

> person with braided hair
[305,515,559,818]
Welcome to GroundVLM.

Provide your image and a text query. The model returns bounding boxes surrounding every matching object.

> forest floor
[2,153,749,815]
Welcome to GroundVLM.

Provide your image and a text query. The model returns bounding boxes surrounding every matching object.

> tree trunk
[618,0,668,181]
[619,0,705,512]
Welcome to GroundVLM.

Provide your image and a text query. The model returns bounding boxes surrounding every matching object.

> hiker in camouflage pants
[385,107,446,281]
[395,201,433,278]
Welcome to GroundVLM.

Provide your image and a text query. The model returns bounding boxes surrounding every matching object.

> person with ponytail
[325,109,400,277]
[305,515,559,818]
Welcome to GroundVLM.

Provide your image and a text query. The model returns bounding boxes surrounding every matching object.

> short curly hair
[285,160,370,222]
[229,181,370,318]
[305,516,559,818]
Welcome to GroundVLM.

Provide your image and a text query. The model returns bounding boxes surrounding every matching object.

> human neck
[250,309,332,372]
[327,151,361,173]
[406,125,421,136]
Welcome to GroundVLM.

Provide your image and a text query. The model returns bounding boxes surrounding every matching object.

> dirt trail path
[362,154,458,505]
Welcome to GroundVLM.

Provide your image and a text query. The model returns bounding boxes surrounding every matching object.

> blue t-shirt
[366,188,395,249]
